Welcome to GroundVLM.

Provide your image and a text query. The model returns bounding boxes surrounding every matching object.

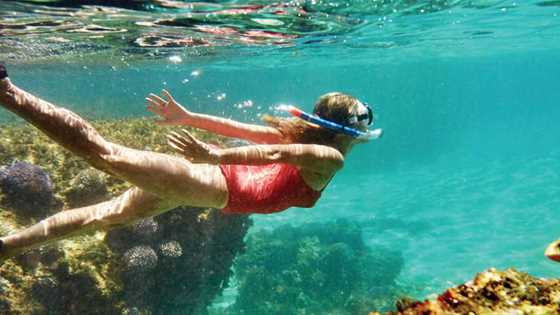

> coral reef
[0,118,252,315]
[63,169,110,208]
[107,207,251,314]
[122,245,159,273]
[0,161,60,219]
[371,268,560,315]
[159,240,183,258]
[230,219,405,315]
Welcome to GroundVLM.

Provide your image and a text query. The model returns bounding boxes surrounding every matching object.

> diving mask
[278,104,383,141]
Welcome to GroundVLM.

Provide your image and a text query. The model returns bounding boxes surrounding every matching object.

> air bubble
[168,55,182,64]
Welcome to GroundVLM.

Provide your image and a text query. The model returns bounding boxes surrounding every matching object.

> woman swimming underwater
[0,64,381,260]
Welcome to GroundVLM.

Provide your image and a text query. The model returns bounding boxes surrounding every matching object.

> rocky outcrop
[372,268,560,315]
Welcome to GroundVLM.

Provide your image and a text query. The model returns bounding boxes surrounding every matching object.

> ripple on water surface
[1,0,560,65]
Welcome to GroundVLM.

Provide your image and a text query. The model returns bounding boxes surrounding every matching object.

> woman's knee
[92,142,130,175]
[92,188,172,226]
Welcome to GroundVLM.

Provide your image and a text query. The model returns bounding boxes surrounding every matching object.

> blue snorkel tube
[277,105,383,141]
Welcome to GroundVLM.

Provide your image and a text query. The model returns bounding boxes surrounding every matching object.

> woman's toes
[0,63,7,80]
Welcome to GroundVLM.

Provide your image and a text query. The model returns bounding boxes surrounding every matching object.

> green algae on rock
[370,268,560,315]
[0,118,252,314]
[230,219,405,315]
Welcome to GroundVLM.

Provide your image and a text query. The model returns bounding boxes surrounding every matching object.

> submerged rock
[0,161,59,218]
[372,268,560,315]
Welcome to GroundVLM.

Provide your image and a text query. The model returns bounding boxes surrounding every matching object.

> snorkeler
[0,64,381,260]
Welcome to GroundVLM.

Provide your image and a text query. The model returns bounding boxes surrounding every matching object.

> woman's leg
[0,65,229,259]
[0,187,180,260]
[0,66,112,173]
[0,65,228,206]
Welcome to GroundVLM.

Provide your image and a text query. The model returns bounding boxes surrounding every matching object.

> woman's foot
[0,63,7,80]
[0,63,15,107]
[0,239,5,262]
[0,63,11,95]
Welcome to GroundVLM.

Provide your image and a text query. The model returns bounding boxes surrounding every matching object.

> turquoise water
[2,0,560,313]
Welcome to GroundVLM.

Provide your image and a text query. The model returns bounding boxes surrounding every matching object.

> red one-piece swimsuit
[219,163,322,214]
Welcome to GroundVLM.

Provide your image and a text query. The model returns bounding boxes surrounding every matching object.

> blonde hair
[261,92,360,145]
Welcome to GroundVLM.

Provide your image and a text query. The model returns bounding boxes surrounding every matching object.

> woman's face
[351,100,372,132]
[348,100,376,145]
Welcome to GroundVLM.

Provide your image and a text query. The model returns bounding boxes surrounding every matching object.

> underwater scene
[1,0,560,314]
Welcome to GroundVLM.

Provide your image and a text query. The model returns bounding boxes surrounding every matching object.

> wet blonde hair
[261,92,360,145]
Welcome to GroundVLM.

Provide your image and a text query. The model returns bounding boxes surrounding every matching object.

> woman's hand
[167,129,221,164]
[146,89,192,125]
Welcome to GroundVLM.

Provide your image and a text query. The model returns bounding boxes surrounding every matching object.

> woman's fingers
[172,131,193,144]
[148,93,167,107]
[168,138,192,157]
[179,128,194,140]
[167,139,196,162]
[146,102,163,116]
[145,97,166,116]
[167,130,211,163]
[167,135,199,162]
[162,89,175,103]
[166,135,181,148]
[145,98,158,109]
[146,96,159,106]
[168,132,190,147]
[167,139,184,153]
[179,129,204,145]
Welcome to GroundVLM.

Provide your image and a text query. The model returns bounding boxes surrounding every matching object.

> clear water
[2,0,560,312]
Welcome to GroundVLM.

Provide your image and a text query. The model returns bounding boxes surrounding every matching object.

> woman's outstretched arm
[167,129,344,174]
[146,90,284,144]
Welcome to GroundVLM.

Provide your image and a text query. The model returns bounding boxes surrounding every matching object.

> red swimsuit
[219,163,322,214]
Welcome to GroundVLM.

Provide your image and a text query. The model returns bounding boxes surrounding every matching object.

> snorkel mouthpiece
[360,128,383,140]
[278,105,383,140]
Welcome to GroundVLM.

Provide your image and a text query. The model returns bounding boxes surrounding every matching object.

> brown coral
[374,268,560,315]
